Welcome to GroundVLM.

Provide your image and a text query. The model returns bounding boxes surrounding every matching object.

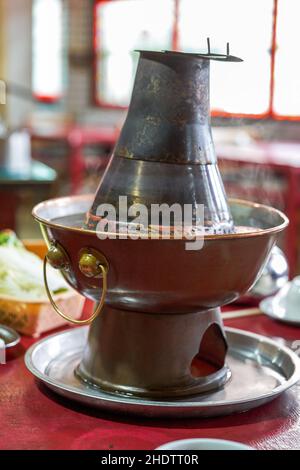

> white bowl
[260,276,300,325]
[156,438,253,451]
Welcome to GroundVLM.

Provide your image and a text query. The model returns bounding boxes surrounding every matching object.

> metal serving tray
[25,326,300,418]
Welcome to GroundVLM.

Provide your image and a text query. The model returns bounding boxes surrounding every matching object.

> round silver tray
[25,326,300,418]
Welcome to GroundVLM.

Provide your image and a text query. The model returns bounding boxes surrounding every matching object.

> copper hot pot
[33,196,288,398]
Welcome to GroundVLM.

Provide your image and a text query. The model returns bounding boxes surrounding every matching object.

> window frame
[94,0,299,121]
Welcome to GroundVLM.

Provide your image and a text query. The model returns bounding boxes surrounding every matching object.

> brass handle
[43,256,108,325]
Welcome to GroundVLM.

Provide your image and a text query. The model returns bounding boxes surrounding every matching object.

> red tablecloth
[1,305,300,450]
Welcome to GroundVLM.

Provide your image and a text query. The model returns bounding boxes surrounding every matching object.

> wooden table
[1,302,300,450]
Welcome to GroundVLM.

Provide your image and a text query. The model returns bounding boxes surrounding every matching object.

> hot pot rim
[32,194,289,241]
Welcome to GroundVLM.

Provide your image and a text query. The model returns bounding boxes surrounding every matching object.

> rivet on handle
[78,248,109,279]
[46,242,70,271]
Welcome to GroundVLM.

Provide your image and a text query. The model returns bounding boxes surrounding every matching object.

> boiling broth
[51,213,263,235]
[51,213,86,228]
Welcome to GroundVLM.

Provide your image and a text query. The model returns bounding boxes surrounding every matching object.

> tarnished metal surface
[85,50,238,231]
[115,52,212,164]
[25,326,300,418]
[87,157,233,228]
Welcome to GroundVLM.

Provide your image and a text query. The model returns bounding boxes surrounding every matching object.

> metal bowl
[32,195,288,313]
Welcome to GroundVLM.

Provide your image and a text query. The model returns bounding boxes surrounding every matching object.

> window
[94,0,300,120]
[94,0,175,107]
[178,0,274,116]
[32,0,64,102]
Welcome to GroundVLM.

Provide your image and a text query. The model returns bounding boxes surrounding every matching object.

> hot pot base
[25,326,300,418]
[75,307,230,398]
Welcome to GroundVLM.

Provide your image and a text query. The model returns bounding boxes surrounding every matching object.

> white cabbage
[0,232,69,300]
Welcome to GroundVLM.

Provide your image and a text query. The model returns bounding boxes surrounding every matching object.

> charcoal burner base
[76,306,230,398]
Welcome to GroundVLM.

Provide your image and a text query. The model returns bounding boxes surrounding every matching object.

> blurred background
[0,0,300,275]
